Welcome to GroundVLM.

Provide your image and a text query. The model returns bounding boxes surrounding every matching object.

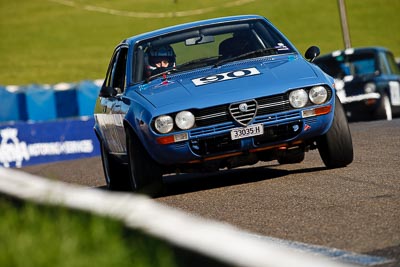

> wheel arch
[93,123,106,150]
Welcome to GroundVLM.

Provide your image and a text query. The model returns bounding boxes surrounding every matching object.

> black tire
[317,96,354,168]
[100,142,130,190]
[126,128,163,196]
[373,93,392,121]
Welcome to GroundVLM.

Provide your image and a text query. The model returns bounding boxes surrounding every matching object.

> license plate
[230,123,264,140]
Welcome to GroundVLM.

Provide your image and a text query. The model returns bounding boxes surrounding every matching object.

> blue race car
[94,15,353,194]
[314,47,400,121]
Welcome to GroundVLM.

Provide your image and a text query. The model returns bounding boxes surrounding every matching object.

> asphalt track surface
[22,119,400,266]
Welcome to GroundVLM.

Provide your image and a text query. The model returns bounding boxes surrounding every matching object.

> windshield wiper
[214,47,279,67]
[178,56,220,70]
[145,68,179,83]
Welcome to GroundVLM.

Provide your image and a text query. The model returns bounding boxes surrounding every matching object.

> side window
[378,52,390,74]
[386,51,400,75]
[104,47,128,93]
[112,48,128,92]
[104,51,118,88]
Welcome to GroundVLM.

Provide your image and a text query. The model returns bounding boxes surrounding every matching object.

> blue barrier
[0,86,28,122]
[0,117,100,168]
[25,84,57,121]
[0,81,102,167]
[53,82,80,118]
[77,80,101,116]
[0,80,101,123]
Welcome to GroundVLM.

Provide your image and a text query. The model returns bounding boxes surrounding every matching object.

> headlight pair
[289,86,328,108]
[155,111,195,134]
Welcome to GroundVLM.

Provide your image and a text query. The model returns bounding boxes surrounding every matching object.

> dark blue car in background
[94,15,353,194]
[314,47,400,121]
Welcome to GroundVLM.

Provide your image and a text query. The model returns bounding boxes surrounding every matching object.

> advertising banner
[0,117,100,168]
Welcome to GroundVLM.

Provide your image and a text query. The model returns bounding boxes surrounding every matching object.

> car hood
[136,56,324,109]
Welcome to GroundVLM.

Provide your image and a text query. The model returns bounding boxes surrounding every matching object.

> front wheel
[317,96,354,168]
[100,142,130,190]
[373,93,392,121]
[126,128,163,196]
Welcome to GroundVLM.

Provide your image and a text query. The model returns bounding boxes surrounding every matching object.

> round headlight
[289,89,308,108]
[175,111,195,130]
[309,86,328,104]
[364,82,376,93]
[155,115,174,134]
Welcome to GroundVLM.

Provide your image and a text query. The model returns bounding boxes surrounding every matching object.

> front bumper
[338,92,381,104]
[338,92,381,120]
[147,106,333,165]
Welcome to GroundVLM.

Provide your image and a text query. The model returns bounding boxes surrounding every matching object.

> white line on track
[245,233,395,266]
[49,0,256,18]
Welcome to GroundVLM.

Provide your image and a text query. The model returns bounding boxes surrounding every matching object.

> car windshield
[316,52,378,79]
[134,19,294,82]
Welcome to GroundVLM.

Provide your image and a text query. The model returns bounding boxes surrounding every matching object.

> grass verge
[0,0,399,85]
[0,197,178,267]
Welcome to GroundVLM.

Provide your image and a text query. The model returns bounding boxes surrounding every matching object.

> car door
[384,51,400,108]
[95,45,129,155]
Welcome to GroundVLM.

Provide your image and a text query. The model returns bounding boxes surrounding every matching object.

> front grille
[195,105,229,126]
[257,95,291,115]
[229,100,257,125]
[195,93,291,127]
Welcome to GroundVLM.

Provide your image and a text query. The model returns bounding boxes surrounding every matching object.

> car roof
[121,15,267,46]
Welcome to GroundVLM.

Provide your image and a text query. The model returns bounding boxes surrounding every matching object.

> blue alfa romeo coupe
[94,15,353,194]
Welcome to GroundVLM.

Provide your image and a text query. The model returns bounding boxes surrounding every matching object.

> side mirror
[99,86,117,97]
[305,46,320,62]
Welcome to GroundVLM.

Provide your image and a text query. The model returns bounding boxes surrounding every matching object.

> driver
[144,45,176,77]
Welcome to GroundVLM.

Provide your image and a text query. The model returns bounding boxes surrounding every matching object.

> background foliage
[0,0,398,85]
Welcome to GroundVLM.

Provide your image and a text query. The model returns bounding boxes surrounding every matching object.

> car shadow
[157,164,326,198]
[94,164,327,197]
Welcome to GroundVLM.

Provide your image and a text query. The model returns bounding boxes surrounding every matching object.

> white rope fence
[49,0,256,18]
[0,167,355,267]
